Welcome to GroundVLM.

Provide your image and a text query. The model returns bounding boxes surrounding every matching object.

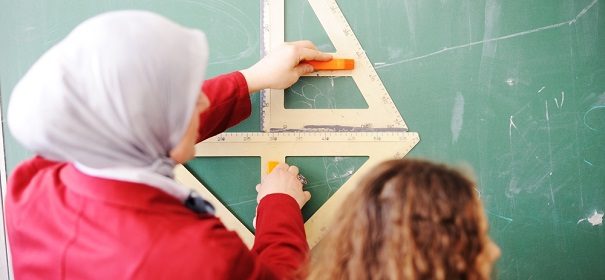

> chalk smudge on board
[506,78,516,86]
[321,157,358,194]
[577,210,604,226]
[182,0,256,65]
[451,92,465,143]
[505,176,522,198]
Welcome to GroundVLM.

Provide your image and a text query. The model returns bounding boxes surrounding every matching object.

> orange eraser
[267,161,279,174]
[305,58,355,70]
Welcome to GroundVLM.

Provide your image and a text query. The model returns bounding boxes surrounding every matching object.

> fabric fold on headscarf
[8,10,209,202]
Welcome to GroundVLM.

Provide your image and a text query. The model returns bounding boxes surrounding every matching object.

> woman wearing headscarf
[6,11,330,279]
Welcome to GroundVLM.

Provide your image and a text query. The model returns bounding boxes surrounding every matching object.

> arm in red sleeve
[151,194,308,279]
[198,71,252,141]
[251,193,309,278]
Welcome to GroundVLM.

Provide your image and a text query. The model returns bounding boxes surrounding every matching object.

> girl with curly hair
[307,159,500,280]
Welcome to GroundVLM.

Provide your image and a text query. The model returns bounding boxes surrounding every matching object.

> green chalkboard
[1,1,604,279]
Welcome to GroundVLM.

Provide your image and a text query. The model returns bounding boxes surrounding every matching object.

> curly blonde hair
[306,159,489,280]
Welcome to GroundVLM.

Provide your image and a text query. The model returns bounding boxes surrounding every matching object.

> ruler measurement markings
[202,132,418,143]
[185,0,421,248]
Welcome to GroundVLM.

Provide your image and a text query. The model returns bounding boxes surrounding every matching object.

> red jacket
[6,72,309,279]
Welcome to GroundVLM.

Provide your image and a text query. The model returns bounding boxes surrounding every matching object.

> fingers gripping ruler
[177,0,420,248]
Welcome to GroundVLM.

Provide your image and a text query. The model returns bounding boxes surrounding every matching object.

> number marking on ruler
[177,0,420,248]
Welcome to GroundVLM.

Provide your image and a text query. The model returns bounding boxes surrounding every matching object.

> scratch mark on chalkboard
[583,105,605,131]
[554,91,565,109]
[537,86,546,94]
[569,0,599,25]
[227,198,256,207]
[549,186,556,206]
[451,92,465,143]
[486,210,513,222]
[577,210,604,226]
[509,115,518,139]
[545,100,555,204]
[180,0,256,65]
[584,159,593,166]
[375,21,569,67]
[375,0,599,69]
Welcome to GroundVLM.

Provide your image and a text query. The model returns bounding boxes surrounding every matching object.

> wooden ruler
[176,0,420,248]
[260,0,406,132]
[179,131,419,247]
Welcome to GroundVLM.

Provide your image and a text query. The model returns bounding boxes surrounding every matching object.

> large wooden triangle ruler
[177,0,419,248]
[261,0,407,131]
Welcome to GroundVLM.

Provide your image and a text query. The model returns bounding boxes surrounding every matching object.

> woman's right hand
[256,163,311,209]
[241,40,332,93]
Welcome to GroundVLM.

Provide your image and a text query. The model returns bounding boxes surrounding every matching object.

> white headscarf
[8,11,208,202]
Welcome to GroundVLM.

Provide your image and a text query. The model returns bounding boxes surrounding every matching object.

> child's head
[308,159,500,280]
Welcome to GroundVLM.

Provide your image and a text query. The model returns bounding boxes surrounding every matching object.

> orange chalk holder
[267,161,279,174]
[305,58,355,70]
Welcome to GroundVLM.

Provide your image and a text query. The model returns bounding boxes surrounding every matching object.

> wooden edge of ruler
[262,0,407,131]
[189,132,420,248]
[174,164,255,248]
[304,135,420,247]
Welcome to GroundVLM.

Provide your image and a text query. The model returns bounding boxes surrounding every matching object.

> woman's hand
[241,40,332,93]
[256,163,311,209]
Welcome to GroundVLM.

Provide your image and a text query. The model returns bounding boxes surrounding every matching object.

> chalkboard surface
[1,1,604,279]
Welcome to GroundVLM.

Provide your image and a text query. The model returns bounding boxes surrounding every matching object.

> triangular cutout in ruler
[288,156,369,221]
[176,0,420,248]
[285,77,368,109]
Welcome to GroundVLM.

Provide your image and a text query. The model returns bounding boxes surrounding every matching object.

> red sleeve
[147,194,308,280]
[251,193,309,278]
[198,71,252,141]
